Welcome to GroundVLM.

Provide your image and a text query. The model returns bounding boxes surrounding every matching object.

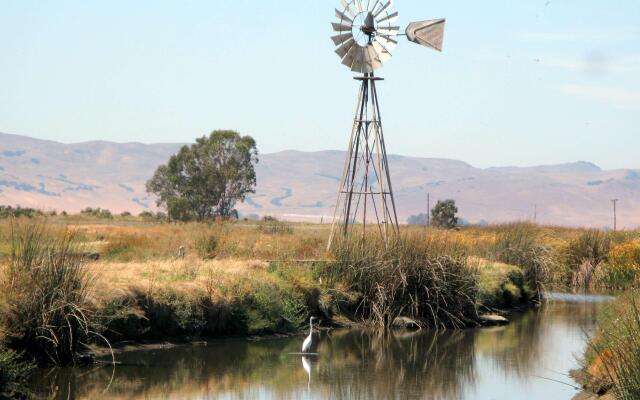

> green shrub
[477,262,532,309]
[230,277,306,334]
[0,349,34,398]
[0,206,41,219]
[80,207,113,218]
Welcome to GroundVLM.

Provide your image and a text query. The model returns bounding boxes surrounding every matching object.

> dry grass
[88,257,273,302]
[2,218,639,291]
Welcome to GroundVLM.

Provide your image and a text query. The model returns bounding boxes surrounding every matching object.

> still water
[30,294,611,400]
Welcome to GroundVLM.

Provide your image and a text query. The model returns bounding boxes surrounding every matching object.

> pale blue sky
[1,0,638,169]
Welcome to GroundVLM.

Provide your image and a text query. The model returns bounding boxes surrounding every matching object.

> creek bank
[570,369,614,400]
[94,257,535,346]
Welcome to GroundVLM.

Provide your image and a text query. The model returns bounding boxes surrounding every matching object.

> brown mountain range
[1,132,638,228]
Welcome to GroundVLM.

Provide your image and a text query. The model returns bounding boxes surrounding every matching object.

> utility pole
[611,199,619,231]
[427,193,431,227]
[534,204,537,224]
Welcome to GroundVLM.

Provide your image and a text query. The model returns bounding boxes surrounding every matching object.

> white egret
[301,316,317,353]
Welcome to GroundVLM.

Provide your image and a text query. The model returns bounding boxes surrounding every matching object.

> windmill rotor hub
[360,12,376,35]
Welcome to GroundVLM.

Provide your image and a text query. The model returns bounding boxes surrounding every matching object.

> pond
[29,294,611,399]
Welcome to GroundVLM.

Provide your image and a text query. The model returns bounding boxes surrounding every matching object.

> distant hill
[1,132,639,228]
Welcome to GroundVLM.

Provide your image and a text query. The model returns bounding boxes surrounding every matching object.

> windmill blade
[340,0,356,17]
[350,47,366,72]
[377,26,400,36]
[342,43,359,67]
[370,0,382,13]
[372,40,392,63]
[365,45,383,70]
[331,32,353,46]
[376,11,398,25]
[332,22,352,32]
[377,34,397,50]
[335,38,356,58]
[405,18,446,51]
[355,0,364,12]
[335,9,353,24]
[373,0,393,18]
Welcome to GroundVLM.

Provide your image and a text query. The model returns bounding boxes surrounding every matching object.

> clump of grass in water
[563,229,610,289]
[0,221,109,366]
[584,290,640,399]
[322,233,479,328]
[490,223,551,301]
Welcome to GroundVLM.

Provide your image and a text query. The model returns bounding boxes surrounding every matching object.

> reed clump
[489,223,553,300]
[562,229,610,289]
[582,290,640,399]
[0,221,103,366]
[322,233,479,328]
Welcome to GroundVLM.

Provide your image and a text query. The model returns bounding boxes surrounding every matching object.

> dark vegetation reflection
[29,299,603,400]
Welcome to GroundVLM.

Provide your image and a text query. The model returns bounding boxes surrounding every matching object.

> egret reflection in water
[301,356,312,391]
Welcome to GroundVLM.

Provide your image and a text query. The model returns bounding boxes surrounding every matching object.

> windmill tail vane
[327,1,445,249]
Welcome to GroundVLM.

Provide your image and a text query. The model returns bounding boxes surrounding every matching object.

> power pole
[427,193,431,227]
[534,204,537,224]
[611,199,619,231]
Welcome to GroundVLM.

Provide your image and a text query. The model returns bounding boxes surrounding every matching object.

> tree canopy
[431,199,459,229]
[146,130,258,221]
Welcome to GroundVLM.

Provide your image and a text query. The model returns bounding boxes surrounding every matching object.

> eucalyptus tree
[146,130,258,221]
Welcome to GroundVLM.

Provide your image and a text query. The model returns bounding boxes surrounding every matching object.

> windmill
[327,0,445,248]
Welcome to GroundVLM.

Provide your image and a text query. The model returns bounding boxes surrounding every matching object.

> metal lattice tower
[328,73,399,247]
[328,0,446,249]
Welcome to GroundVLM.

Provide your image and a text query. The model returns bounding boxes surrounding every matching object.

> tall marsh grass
[0,221,104,366]
[322,233,479,328]
[490,223,552,300]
